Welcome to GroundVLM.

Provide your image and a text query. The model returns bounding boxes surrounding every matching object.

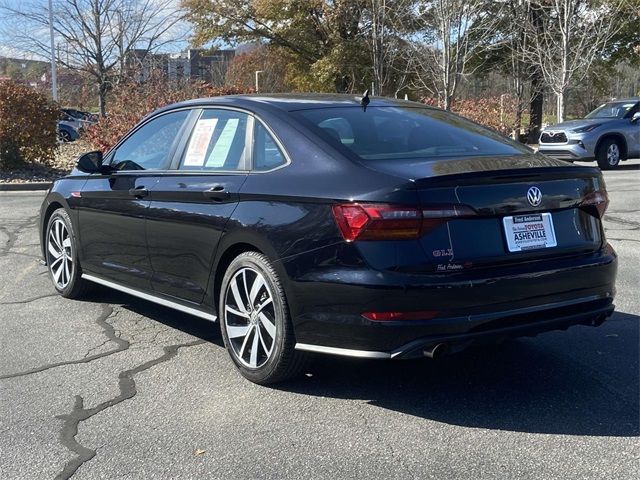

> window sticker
[183,118,218,167]
[206,118,240,168]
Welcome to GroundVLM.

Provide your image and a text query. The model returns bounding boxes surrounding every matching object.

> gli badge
[527,186,542,207]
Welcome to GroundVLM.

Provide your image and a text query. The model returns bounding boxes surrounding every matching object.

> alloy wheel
[224,267,277,369]
[607,143,620,165]
[47,218,73,289]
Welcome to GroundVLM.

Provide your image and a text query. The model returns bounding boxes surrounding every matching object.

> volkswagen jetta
[39,94,617,384]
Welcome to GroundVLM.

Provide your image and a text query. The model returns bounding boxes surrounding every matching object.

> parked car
[62,108,98,124]
[57,120,79,142]
[538,97,640,169]
[39,94,617,384]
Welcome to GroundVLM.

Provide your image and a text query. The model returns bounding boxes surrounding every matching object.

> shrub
[85,75,252,152]
[422,96,523,137]
[0,81,59,170]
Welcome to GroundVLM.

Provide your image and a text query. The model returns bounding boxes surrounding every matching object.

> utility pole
[255,70,263,93]
[48,0,58,102]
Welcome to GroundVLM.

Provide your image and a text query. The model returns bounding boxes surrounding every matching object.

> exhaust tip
[423,343,449,359]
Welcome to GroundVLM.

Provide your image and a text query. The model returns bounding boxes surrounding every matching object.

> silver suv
[538,98,640,169]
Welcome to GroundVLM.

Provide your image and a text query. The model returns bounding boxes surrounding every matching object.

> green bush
[0,81,59,170]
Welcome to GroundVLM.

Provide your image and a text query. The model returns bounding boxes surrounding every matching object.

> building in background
[127,48,235,85]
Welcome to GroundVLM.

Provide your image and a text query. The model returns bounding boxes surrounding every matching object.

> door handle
[128,186,149,198]
[203,185,230,201]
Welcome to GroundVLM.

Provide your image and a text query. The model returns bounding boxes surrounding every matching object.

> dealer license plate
[503,213,557,252]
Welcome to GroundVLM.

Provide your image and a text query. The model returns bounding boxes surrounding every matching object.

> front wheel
[45,208,89,298]
[597,138,623,170]
[219,251,306,384]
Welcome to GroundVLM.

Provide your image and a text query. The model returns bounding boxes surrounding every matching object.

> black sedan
[39,94,617,384]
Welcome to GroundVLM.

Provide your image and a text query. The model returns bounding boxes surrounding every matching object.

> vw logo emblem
[527,186,542,207]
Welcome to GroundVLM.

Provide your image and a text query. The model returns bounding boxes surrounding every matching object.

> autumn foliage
[422,96,523,137]
[0,81,59,170]
[85,75,252,152]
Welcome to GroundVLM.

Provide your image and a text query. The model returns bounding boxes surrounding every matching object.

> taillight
[332,204,422,241]
[421,204,477,233]
[332,202,476,242]
[580,190,609,218]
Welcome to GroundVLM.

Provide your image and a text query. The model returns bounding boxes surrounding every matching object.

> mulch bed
[0,140,91,183]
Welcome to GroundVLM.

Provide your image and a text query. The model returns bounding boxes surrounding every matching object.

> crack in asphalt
[0,305,124,380]
[0,214,40,258]
[604,215,640,229]
[4,250,41,259]
[0,293,58,305]
[54,339,205,480]
[607,237,640,244]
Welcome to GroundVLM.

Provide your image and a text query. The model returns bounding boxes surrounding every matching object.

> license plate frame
[503,213,557,252]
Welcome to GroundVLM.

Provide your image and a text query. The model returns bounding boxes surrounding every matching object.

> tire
[45,208,90,299]
[58,130,71,142]
[219,251,307,385]
[596,138,623,170]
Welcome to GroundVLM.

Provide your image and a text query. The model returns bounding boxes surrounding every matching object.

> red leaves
[84,76,252,152]
[422,96,522,136]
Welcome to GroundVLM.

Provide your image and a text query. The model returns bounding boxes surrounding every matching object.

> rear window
[294,106,529,161]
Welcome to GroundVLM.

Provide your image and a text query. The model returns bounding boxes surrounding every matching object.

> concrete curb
[0,182,52,192]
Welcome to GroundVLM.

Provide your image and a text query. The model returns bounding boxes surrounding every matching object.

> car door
[626,103,640,157]
[146,108,251,303]
[78,109,190,290]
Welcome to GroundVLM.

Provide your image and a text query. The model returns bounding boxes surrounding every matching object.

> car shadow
[570,161,639,170]
[82,288,224,346]
[81,289,639,438]
[614,163,640,170]
[282,312,639,438]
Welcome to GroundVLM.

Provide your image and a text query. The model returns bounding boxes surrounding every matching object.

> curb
[0,182,52,192]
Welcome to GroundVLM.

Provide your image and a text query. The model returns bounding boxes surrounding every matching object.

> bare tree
[525,0,627,123]
[0,0,187,115]
[395,0,502,109]
[361,0,410,97]
[498,0,545,139]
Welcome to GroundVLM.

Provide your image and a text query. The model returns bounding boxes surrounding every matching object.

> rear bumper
[296,295,613,359]
[286,245,617,357]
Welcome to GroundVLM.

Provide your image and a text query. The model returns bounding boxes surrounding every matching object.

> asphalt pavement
[1,162,638,480]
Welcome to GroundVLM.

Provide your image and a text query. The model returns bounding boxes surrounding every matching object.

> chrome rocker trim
[295,343,391,359]
[82,273,218,322]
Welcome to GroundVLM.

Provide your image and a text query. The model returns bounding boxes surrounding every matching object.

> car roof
[147,93,428,120]
[606,97,640,103]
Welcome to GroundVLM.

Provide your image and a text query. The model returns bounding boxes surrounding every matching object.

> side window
[180,109,248,171]
[254,121,286,171]
[112,110,189,171]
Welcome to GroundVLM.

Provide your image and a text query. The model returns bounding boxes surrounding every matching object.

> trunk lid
[362,155,606,272]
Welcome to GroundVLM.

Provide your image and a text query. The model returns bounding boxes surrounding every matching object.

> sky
[0,0,194,62]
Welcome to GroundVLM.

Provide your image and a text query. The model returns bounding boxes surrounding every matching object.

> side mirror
[631,112,640,123]
[76,150,106,174]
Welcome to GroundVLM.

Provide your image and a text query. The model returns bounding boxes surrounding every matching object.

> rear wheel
[45,208,89,298]
[596,138,623,170]
[219,251,306,384]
